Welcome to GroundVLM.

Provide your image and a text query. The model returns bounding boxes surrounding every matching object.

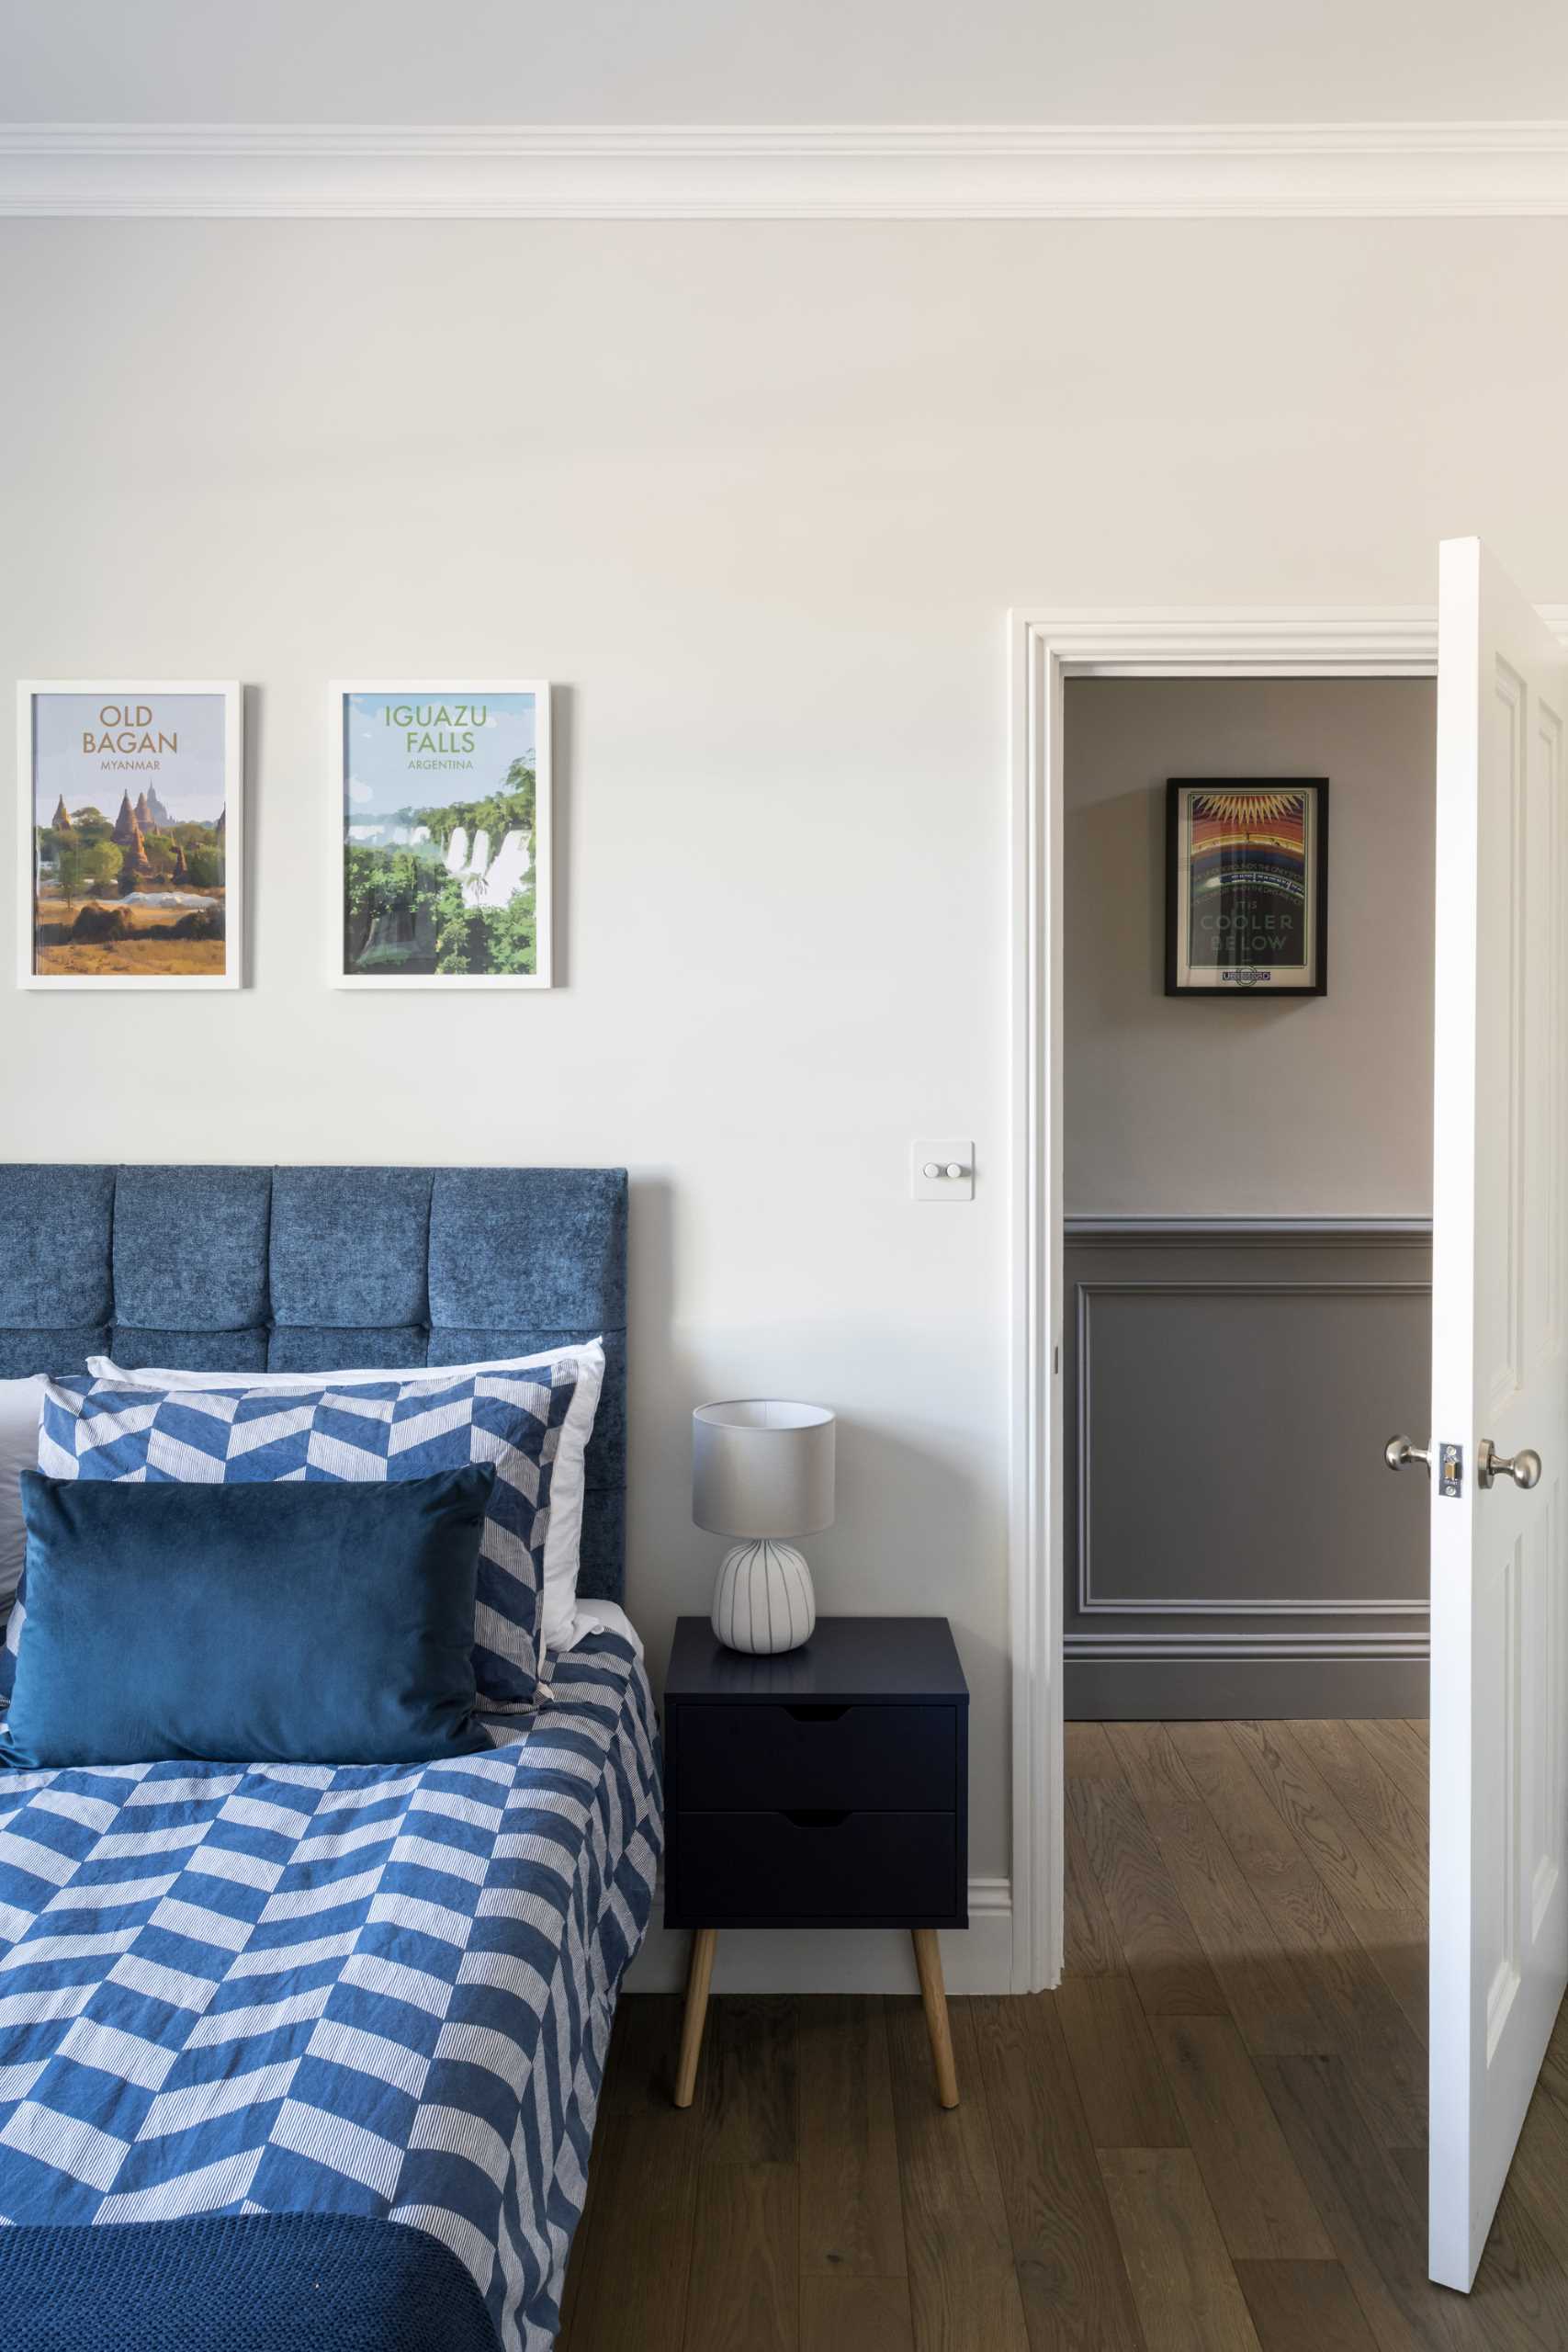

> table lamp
[692,1399,836,1654]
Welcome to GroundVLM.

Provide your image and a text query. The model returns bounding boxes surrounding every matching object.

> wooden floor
[558,1718,1568,2350]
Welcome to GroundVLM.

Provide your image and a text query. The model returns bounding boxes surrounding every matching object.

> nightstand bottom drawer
[669,1809,959,1926]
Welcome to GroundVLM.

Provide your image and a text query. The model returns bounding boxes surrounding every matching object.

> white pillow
[0,1377,44,1618]
[87,1340,605,1657]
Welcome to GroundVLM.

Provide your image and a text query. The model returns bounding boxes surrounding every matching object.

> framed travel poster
[17,682,242,990]
[333,682,551,989]
[1165,779,1328,997]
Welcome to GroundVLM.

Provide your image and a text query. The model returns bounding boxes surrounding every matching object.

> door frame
[1003,604,1568,1996]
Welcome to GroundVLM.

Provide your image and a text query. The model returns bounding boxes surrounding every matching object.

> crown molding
[3,120,1568,219]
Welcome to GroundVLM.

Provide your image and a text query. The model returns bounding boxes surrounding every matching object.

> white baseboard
[624,1876,1013,1996]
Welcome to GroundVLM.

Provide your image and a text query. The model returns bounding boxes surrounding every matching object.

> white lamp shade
[692,1400,836,1540]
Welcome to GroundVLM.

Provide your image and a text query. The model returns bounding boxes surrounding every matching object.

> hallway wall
[1064,676,1437,1219]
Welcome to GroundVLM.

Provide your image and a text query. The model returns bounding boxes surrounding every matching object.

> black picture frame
[1164,777,1329,998]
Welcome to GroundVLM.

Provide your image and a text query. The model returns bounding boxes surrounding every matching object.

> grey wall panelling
[1063,1217,1432,1720]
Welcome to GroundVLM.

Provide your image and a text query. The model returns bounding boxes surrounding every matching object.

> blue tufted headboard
[0,1165,627,1601]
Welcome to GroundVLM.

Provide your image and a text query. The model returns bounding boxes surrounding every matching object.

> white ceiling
[1,0,1564,126]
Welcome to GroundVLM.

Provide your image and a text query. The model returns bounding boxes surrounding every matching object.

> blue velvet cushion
[1,1467,495,1770]
[0,1360,582,1712]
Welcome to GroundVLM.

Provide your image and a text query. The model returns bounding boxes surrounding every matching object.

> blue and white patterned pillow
[1,1362,581,1714]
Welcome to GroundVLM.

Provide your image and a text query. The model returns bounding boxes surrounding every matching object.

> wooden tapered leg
[673,1928,717,2109]
[911,1927,959,2108]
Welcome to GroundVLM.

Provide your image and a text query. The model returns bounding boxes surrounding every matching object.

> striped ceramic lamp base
[710,1539,818,1655]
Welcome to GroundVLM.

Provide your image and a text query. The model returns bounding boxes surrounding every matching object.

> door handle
[1385,1435,1431,1474]
[1478,1439,1542,1491]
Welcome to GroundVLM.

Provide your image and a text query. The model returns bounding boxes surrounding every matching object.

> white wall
[4,0,1563,123]
[3,215,1568,1890]
[1065,677,1438,1217]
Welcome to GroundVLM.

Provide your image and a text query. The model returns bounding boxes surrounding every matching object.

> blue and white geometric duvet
[0,1631,660,2352]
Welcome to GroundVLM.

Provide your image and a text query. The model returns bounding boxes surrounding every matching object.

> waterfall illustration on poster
[335,680,553,989]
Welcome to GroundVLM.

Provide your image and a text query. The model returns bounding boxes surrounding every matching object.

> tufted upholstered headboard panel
[0,1164,627,1601]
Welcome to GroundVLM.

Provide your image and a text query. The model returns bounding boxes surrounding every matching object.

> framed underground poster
[334,681,552,989]
[1165,779,1328,997]
[17,681,242,990]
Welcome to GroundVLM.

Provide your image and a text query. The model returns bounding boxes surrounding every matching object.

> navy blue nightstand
[661,1614,969,2109]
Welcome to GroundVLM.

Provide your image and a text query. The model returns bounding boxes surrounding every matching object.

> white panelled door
[1428,537,1568,2290]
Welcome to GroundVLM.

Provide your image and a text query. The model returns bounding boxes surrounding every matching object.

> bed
[0,1164,660,2352]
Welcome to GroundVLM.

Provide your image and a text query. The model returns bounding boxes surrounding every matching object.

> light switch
[911,1139,974,1202]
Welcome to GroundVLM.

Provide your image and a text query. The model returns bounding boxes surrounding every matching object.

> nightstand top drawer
[670,1699,958,1814]
[665,1614,967,1703]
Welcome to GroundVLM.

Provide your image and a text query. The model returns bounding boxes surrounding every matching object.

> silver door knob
[1385,1435,1431,1473]
[1478,1440,1542,1490]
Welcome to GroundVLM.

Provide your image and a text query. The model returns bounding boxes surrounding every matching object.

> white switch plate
[910,1139,974,1202]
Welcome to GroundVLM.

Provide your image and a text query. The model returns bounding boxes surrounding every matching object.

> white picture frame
[332,679,553,989]
[17,680,243,991]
